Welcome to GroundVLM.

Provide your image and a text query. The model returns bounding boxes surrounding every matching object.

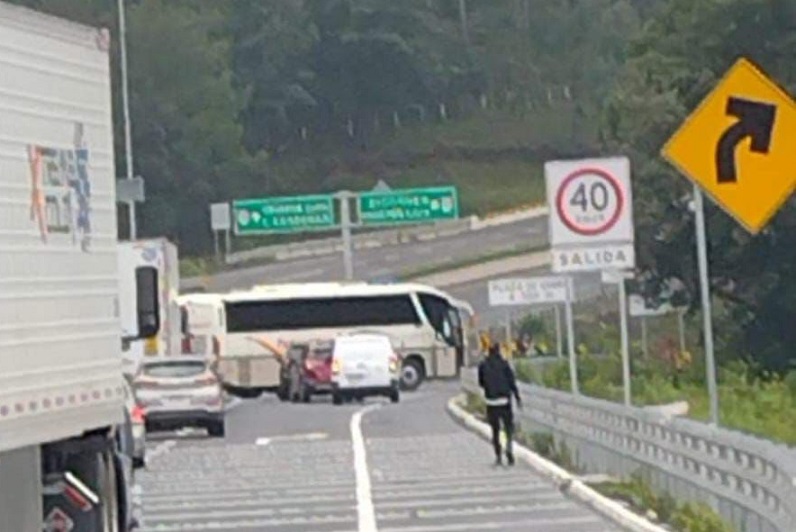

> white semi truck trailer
[0,3,157,530]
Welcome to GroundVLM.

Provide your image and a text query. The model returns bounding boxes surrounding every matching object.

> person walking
[478,343,522,466]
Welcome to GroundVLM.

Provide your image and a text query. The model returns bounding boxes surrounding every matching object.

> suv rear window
[143,361,205,378]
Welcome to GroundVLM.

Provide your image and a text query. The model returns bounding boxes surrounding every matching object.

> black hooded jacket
[478,352,520,403]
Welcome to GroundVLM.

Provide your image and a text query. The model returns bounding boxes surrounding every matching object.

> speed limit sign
[545,157,635,273]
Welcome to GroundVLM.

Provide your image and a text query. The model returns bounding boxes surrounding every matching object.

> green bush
[593,475,734,532]
[672,503,735,532]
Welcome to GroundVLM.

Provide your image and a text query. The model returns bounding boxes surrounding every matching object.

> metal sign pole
[554,305,563,359]
[213,230,221,263]
[565,277,579,395]
[693,185,719,425]
[339,192,354,280]
[641,316,649,359]
[618,277,631,406]
[224,228,231,262]
[677,309,687,354]
[504,310,512,343]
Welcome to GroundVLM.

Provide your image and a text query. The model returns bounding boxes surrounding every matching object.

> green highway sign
[233,194,336,235]
[357,186,459,226]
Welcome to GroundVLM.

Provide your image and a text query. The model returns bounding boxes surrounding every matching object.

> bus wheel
[400,358,424,391]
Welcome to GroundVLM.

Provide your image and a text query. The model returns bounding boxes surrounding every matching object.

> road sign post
[678,308,687,355]
[357,186,459,226]
[565,277,578,395]
[338,191,355,280]
[554,305,563,359]
[693,185,719,425]
[661,58,796,425]
[210,202,231,262]
[546,156,635,396]
[618,276,631,405]
[603,268,634,406]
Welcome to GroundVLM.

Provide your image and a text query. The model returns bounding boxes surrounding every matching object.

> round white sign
[556,167,624,236]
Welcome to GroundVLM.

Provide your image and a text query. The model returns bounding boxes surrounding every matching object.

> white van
[178,293,226,363]
[331,334,400,405]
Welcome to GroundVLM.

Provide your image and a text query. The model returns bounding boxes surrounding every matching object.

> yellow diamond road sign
[662,58,796,233]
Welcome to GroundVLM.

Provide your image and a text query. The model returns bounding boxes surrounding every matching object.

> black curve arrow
[715,97,776,184]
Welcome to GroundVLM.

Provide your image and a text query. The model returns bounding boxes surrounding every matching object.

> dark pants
[486,403,514,458]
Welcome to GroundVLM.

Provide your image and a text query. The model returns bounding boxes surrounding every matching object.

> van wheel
[208,419,226,438]
[400,358,424,391]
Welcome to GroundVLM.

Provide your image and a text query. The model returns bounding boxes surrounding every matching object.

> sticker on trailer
[545,157,635,273]
[43,507,74,532]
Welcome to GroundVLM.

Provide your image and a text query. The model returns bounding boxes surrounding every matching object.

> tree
[602,0,796,370]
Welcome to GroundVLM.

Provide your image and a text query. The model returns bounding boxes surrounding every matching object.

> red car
[279,340,335,403]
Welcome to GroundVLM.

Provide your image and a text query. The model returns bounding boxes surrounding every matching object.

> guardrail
[461,368,796,532]
[224,206,548,266]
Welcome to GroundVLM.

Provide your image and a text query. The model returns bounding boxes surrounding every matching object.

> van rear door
[334,338,393,388]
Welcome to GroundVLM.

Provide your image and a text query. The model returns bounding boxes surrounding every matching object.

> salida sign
[545,157,635,273]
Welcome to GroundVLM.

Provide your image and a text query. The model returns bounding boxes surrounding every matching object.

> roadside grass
[400,245,545,281]
[513,355,796,446]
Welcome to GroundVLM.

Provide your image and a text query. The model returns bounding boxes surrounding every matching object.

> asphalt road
[197,218,548,293]
[134,383,619,532]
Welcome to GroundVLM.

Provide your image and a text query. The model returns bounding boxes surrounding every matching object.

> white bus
[217,282,474,397]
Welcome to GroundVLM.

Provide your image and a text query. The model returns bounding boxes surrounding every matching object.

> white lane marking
[352,403,381,532]
[375,515,604,532]
[255,432,329,446]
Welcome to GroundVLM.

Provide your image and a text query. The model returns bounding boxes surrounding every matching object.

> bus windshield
[225,295,421,333]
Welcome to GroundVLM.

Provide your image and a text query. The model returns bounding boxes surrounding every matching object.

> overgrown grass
[179,257,222,278]
[514,355,796,445]
[591,475,735,532]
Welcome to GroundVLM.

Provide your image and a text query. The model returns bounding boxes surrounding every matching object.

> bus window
[418,293,457,346]
[225,295,421,333]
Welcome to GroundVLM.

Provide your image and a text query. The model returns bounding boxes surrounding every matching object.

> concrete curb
[446,394,669,532]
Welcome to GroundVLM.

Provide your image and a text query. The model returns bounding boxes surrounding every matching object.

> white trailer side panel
[0,2,123,453]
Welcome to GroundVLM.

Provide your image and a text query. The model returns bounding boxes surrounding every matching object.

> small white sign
[552,244,635,273]
[601,269,634,284]
[628,294,675,317]
[488,276,569,307]
[210,202,231,231]
[546,156,635,273]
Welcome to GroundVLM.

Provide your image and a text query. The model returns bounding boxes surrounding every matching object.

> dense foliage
[12,0,796,371]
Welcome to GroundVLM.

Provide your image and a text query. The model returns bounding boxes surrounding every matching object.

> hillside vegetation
[15,0,796,372]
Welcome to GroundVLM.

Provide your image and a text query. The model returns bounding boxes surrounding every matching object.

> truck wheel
[208,419,226,438]
[100,452,120,532]
[400,358,424,391]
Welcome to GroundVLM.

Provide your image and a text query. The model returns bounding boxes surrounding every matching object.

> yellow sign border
[661,57,796,234]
